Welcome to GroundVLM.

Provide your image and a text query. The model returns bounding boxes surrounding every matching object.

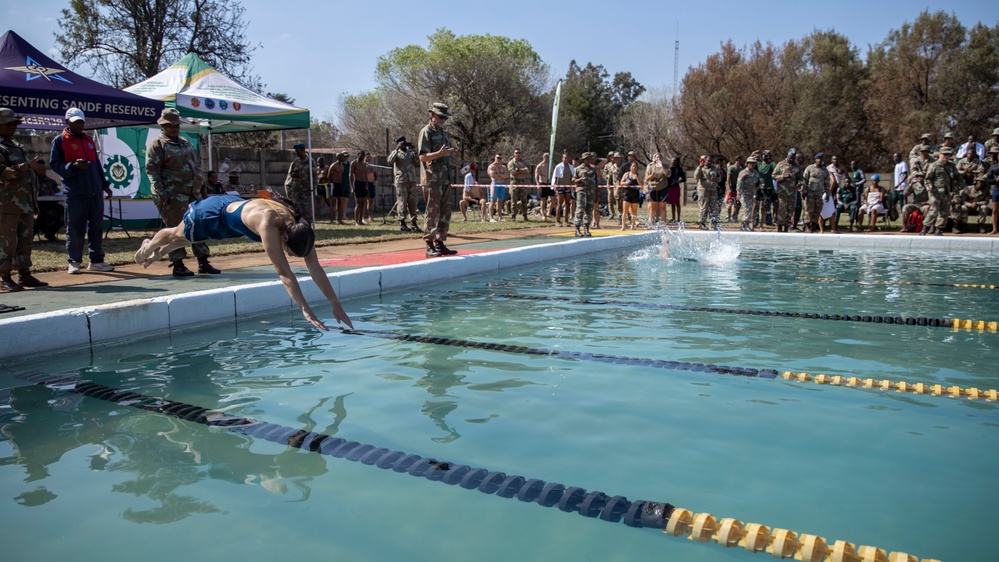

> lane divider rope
[16,370,940,562]
[470,293,998,333]
[349,329,999,404]
[798,277,998,290]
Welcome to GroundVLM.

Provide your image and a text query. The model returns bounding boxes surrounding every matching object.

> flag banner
[548,79,562,181]
[98,128,199,199]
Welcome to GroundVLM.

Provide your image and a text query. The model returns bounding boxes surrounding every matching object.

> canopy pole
[207,125,213,171]
[307,129,315,226]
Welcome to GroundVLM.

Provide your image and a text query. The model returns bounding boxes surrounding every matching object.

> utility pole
[673,22,680,96]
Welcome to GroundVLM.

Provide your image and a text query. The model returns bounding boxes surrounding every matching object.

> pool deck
[2,227,996,361]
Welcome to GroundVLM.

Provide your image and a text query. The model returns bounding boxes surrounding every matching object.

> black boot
[435,241,457,255]
[918,225,929,236]
[933,227,944,236]
[425,241,441,258]
[17,269,48,288]
[400,220,412,233]
[1,273,23,292]
[574,224,583,237]
[172,260,195,277]
[197,257,221,274]
[411,219,420,232]
[583,225,592,237]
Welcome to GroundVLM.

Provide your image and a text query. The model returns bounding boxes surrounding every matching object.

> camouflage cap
[974,174,987,183]
[157,108,182,126]
[429,103,452,118]
[627,151,637,157]
[607,151,615,158]
[613,152,623,158]
[939,146,954,155]
[580,151,595,161]
[0,107,22,125]
[746,156,758,163]
[943,132,954,140]
[920,133,931,140]
[919,144,931,152]
[992,127,999,137]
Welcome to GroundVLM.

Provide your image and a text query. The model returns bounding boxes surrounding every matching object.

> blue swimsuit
[183,195,262,242]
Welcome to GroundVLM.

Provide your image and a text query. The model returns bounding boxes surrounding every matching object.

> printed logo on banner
[98,131,144,198]
[219,100,228,110]
[205,99,216,110]
[233,102,242,111]
[4,55,72,83]
[190,97,201,108]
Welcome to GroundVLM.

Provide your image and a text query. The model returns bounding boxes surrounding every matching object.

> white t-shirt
[893,160,909,191]
[464,172,475,192]
[551,162,574,184]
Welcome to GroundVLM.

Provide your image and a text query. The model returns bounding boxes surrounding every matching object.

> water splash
[657,222,742,266]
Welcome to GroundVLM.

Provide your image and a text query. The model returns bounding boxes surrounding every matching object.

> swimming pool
[2,236,995,561]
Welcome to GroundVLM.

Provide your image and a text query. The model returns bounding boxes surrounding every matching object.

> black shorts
[367,182,376,199]
[353,183,368,198]
[331,182,347,198]
[623,188,641,204]
[648,188,668,202]
[541,187,554,198]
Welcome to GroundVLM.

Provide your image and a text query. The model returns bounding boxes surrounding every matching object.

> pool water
[2,237,996,561]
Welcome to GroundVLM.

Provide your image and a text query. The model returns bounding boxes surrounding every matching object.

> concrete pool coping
[2,228,995,361]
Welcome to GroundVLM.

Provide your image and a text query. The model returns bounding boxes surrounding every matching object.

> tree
[340,28,550,162]
[55,0,258,88]
[559,61,645,155]
[616,88,682,163]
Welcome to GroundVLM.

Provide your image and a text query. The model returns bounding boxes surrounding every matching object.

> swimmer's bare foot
[134,239,156,268]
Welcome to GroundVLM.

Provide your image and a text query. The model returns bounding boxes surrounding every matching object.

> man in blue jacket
[50,108,114,274]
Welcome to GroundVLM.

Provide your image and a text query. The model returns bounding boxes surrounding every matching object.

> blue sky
[3,0,993,124]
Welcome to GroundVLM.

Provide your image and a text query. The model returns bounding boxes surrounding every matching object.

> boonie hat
[919,144,931,152]
[992,128,999,136]
[157,108,181,125]
[580,151,595,161]
[613,152,623,158]
[943,132,954,140]
[746,156,757,163]
[920,133,931,140]
[0,107,22,125]
[939,146,954,155]
[627,151,637,157]
[65,107,86,122]
[429,103,451,118]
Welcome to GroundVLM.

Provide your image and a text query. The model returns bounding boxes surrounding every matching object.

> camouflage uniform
[984,134,999,158]
[602,159,621,218]
[693,162,721,226]
[573,160,598,229]
[145,133,207,262]
[772,158,803,229]
[956,155,986,186]
[755,158,776,223]
[387,146,420,225]
[418,111,455,244]
[901,177,930,228]
[736,167,760,226]
[507,157,531,220]
[922,158,965,230]
[950,182,990,232]
[0,136,38,275]
[801,163,830,226]
[908,140,938,162]
[284,155,315,219]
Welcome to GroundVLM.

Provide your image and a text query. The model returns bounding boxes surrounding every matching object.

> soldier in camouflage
[956,149,986,186]
[949,175,990,234]
[572,152,599,237]
[145,108,219,277]
[909,144,933,181]
[0,108,48,291]
[387,136,420,232]
[736,156,761,231]
[920,146,965,236]
[603,152,622,221]
[908,133,936,162]
[507,149,531,221]
[801,152,831,233]
[984,128,999,158]
[901,169,930,231]
[418,103,459,258]
[693,155,721,229]
[772,148,803,232]
[285,143,315,225]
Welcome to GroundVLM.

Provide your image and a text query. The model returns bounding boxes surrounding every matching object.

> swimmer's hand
[303,308,329,331]
[331,302,354,330]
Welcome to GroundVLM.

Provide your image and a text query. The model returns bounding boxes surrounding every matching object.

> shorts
[367,182,376,199]
[992,186,999,203]
[648,188,668,203]
[490,182,506,201]
[315,184,330,198]
[541,186,554,198]
[353,182,368,198]
[555,186,572,195]
[623,188,640,204]
[329,182,345,198]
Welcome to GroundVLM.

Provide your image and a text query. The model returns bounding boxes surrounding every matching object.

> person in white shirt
[459,163,485,221]
[956,134,986,160]
[550,152,575,227]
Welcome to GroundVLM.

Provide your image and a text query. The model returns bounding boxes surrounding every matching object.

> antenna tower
[673,22,680,94]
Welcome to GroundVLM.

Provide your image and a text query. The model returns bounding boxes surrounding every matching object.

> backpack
[905,209,923,232]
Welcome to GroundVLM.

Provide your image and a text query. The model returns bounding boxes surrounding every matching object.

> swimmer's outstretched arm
[261,228,352,331]
[303,249,354,330]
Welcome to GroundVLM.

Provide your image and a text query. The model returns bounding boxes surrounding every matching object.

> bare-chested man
[487,154,510,222]
[349,150,369,225]
[328,151,349,224]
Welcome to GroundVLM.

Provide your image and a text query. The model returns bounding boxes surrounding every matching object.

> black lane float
[470,293,997,332]
[14,370,941,561]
